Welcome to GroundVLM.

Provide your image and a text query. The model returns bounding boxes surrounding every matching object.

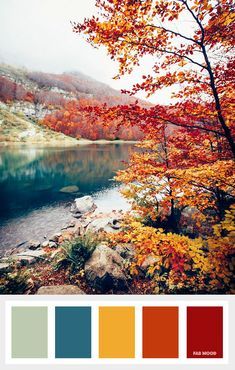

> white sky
[0,0,175,104]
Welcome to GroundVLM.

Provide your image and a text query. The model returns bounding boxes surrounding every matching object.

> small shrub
[0,269,30,294]
[55,233,99,272]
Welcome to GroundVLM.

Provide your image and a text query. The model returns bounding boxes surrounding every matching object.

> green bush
[55,233,99,272]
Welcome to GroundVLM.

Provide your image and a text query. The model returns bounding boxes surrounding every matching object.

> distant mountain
[0,63,147,142]
[0,63,140,108]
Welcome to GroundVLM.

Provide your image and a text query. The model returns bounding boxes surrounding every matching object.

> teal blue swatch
[55,306,91,358]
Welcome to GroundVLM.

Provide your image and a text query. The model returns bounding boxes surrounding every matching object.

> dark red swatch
[187,306,223,358]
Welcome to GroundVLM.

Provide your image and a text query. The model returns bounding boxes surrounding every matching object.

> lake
[0,143,135,254]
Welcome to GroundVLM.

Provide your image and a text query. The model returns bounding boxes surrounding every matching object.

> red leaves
[0,76,35,103]
[42,99,143,140]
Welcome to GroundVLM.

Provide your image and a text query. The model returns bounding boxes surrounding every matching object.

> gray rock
[13,255,36,266]
[48,241,57,248]
[28,240,41,250]
[36,285,85,295]
[13,249,46,265]
[42,240,50,248]
[59,185,79,194]
[49,233,62,242]
[18,249,46,258]
[71,196,97,217]
[84,244,128,292]
[61,220,76,230]
[114,244,136,260]
[86,213,122,234]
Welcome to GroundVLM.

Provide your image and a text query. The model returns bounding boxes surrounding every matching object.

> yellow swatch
[99,306,135,358]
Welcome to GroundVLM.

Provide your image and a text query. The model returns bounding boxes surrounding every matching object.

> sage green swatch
[12,306,48,358]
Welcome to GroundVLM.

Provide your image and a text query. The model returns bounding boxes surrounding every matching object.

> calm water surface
[0,144,135,254]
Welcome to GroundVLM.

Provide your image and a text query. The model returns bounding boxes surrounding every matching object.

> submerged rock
[59,185,79,194]
[36,285,85,295]
[84,244,128,292]
[70,196,97,217]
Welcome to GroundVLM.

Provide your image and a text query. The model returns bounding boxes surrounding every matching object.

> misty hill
[0,63,139,111]
[0,63,146,142]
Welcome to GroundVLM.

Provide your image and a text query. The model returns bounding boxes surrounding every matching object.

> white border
[5,300,228,365]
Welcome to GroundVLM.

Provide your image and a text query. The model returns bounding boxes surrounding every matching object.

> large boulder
[36,285,85,295]
[84,244,128,292]
[71,196,97,218]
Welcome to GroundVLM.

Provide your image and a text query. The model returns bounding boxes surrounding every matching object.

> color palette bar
[5,301,228,365]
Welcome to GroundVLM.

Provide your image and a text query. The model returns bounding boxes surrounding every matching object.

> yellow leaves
[178,59,187,67]
[110,208,234,293]
[212,204,235,238]
[222,12,235,26]
[92,36,100,44]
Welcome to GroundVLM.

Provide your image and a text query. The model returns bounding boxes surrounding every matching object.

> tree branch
[145,24,201,45]
[120,37,207,70]
[180,0,205,42]
[144,114,225,137]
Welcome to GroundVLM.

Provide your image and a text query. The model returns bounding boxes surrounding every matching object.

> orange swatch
[99,306,135,358]
[142,306,179,358]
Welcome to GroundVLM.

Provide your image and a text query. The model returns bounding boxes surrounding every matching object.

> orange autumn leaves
[72,0,235,292]
[109,205,235,293]
[42,100,143,140]
[74,0,235,154]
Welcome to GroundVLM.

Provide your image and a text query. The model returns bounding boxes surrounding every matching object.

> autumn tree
[73,0,235,221]
[74,0,235,156]
[42,99,143,140]
[68,0,235,293]
[0,76,34,103]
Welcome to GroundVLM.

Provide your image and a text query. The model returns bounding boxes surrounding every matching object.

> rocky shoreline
[0,195,136,294]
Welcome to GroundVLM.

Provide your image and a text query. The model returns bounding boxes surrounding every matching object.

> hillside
[0,63,145,141]
[0,102,79,146]
[0,63,138,113]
